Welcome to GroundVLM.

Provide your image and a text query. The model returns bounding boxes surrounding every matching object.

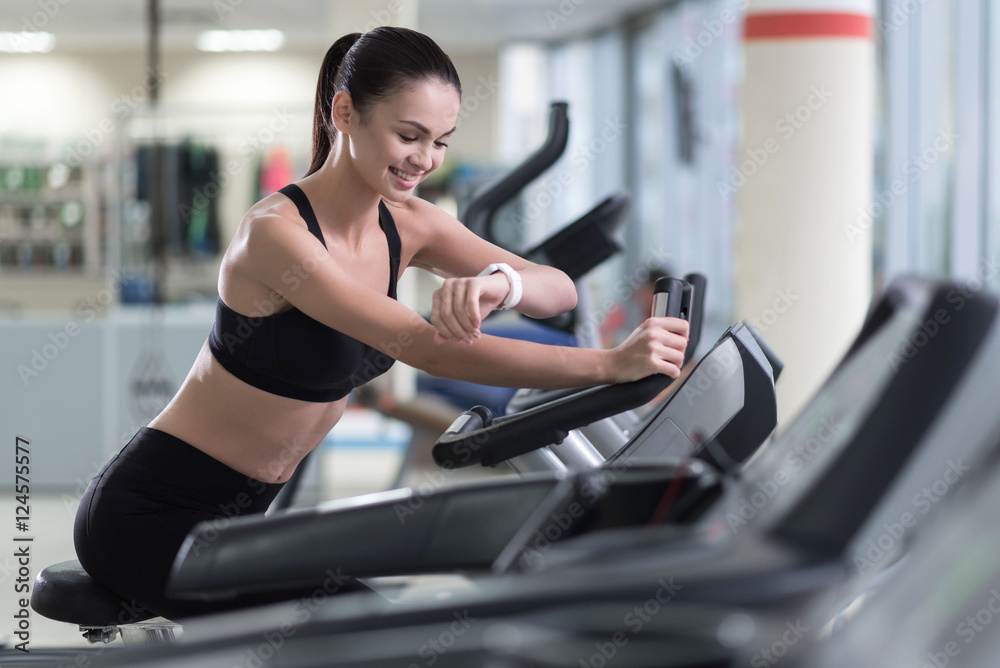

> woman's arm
[239,211,688,389]
[400,197,577,342]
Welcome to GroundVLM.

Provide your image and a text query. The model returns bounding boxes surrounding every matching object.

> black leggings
[74,427,362,620]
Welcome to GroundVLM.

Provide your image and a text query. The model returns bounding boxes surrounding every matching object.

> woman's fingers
[612,316,691,382]
[431,278,484,343]
[647,315,690,338]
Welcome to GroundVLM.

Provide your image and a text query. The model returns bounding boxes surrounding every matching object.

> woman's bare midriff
[147,340,348,484]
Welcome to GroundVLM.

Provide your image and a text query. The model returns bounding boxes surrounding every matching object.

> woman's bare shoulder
[227,191,312,256]
[221,191,313,281]
[243,191,308,233]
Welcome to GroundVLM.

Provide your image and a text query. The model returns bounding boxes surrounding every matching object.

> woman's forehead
[376,80,461,129]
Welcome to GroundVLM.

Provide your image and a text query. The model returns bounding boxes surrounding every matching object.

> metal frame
[79,619,178,646]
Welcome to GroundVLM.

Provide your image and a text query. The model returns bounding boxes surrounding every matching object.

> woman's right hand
[608,317,690,383]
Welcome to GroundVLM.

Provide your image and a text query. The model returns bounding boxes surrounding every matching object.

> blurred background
[0,0,995,645]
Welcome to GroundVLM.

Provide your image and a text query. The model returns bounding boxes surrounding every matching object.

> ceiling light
[197,29,285,52]
[0,32,56,53]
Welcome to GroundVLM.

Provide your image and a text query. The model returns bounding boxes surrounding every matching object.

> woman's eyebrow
[400,120,457,137]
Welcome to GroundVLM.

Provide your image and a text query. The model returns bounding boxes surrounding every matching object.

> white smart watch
[478,262,522,310]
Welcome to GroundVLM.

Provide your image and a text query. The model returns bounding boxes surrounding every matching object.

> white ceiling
[0,0,668,53]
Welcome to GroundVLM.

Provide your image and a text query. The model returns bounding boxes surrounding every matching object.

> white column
[734,0,875,424]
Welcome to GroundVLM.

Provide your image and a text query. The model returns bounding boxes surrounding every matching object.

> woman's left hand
[430,272,510,343]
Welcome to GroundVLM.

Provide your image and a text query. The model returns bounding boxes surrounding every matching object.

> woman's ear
[331,90,354,135]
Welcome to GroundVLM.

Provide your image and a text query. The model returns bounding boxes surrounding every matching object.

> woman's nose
[409,145,433,171]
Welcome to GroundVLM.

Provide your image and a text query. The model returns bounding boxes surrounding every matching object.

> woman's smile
[389,165,422,187]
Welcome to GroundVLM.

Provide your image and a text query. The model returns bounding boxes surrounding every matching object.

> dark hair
[306,27,462,177]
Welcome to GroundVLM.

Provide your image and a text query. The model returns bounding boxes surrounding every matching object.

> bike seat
[31,560,154,627]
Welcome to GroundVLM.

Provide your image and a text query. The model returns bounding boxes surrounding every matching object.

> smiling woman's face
[336,78,461,202]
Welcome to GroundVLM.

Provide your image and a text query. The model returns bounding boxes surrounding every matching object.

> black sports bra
[208,184,400,402]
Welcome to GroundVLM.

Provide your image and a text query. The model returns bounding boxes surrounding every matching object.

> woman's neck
[299,141,382,244]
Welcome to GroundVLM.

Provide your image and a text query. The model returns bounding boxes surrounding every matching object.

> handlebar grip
[651,277,687,319]
[683,273,707,365]
[432,275,692,469]
[444,406,494,436]
[432,374,673,469]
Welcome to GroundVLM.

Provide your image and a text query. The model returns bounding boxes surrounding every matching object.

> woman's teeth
[391,167,418,181]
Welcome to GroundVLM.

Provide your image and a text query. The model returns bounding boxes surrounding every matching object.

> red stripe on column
[745,12,872,40]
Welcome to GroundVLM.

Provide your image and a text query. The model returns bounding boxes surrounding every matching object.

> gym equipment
[382,102,708,484]
[370,101,633,485]
[434,275,768,474]
[85,276,1000,667]
[29,276,779,648]
[161,278,778,600]
[462,102,569,245]
[499,270,711,474]
[788,442,1000,668]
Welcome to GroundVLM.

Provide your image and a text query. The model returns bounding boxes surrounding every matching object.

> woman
[74,26,689,619]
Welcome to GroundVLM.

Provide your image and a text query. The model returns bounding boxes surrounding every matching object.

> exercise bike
[30,276,781,650]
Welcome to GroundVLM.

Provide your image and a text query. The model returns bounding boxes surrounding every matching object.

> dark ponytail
[306,27,462,177]
[308,33,361,178]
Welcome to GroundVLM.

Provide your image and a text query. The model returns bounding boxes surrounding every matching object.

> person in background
[600,267,673,348]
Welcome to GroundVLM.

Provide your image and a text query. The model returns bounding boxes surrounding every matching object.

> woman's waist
[151,404,339,483]
[154,345,345,481]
